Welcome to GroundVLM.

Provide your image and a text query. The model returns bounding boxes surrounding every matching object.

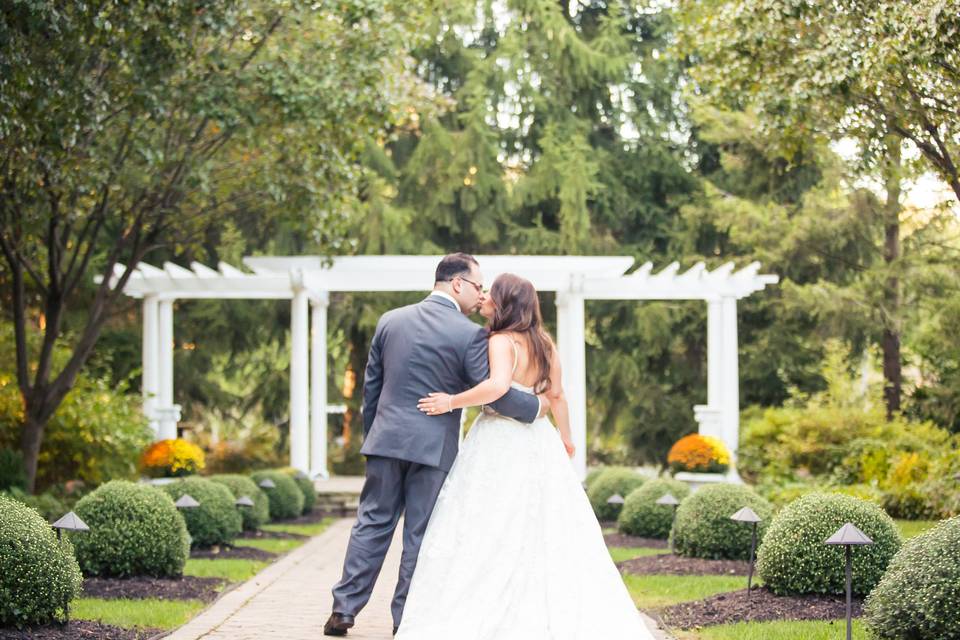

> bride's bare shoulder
[487,332,513,347]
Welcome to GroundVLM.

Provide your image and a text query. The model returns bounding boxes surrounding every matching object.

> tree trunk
[20,409,46,494]
[881,136,902,420]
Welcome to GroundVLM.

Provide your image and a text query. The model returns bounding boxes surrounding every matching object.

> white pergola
[102,255,778,480]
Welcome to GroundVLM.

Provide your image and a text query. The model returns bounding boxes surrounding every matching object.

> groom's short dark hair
[435,253,478,284]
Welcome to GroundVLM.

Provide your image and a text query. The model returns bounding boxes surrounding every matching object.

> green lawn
[234,537,305,554]
[184,558,269,582]
[677,618,867,639]
[623,574,749,609]
[72,597,206,630]
[609,546,669,563]
[261,518,333,537]
[896,519,939,539]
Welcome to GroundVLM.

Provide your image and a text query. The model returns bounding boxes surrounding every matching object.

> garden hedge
[0,495,82,626]
[161,477,242,547]
[756,493,901,595]
[72,480,189,577]
[672,483,773,560]
[210,474,270,530]
[617,478,690,539]
[281,467,317,514]
[586,467,645,521]
[251,470,304,520]
[864,516,960,639]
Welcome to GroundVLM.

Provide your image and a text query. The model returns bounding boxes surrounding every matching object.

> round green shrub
[3,486,67,522]
[584,466,608,490]
[672,483,773,560]
[209,474,270,530]
[756,493,902,595]
[587,467,646,521]
[161,477,242,547]
[0,495,82,626]
[617,478,691,539]
[73,480,189,577]
[251,470,304,520]
[864,516,960,639]
[281,467,317,515]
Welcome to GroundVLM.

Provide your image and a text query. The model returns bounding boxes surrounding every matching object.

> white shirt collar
[429,290,462,312]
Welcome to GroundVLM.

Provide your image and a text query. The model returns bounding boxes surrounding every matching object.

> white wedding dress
[395,378,653,640]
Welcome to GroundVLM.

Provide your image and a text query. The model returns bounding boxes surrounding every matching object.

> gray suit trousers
[331,455,447,628]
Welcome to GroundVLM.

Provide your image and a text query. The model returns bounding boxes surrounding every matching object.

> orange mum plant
[667,434,730,473]
[140,438,206,478]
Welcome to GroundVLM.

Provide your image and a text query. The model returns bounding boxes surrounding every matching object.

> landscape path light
[235,495,255,508]
[655,493,680,553]
[174,494,201,509]
[729,506,762,594]
[258,478,276,489]
[51,511,90,623]
[825,522,874,640]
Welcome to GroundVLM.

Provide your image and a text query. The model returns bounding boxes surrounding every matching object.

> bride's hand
[562,438,575,459]
[418,392,453,416]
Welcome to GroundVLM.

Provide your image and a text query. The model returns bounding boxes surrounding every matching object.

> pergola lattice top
[103,254,778,481]
[106,255,778,300]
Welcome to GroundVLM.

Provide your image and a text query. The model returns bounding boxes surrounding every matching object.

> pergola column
[289,280,310,473]
[310,292,330,479]
[694,299,724,443]
[556,290,587,480]
[720,295,740,470]
[142,296,160,436]
[157,299,178,440]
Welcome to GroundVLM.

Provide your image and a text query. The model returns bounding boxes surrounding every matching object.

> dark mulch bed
[603,532,669,549]
[82,575,224,603]
[659,587,863,629]
[0,621,162,639]
[191,544,277,561]
[618,553,750,576]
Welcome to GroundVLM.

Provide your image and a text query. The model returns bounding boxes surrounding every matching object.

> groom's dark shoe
[323,612,355,636]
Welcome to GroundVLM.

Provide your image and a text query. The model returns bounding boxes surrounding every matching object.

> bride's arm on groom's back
[418,334,514,414]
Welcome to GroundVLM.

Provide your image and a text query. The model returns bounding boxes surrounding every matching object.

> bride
[399,273,653,640]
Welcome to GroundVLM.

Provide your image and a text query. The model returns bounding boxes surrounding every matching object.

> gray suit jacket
[360,295,540,471]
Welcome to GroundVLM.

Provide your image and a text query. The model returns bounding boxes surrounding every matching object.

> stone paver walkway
[166,517,672,640]
[166,518,397,639]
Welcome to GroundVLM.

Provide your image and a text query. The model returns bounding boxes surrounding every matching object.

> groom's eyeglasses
[456,276,484,294]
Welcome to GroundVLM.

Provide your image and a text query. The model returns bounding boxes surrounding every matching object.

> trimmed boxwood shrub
[756,493,901,595]
[3,486,67,522]
[281,467,317,514]
[672,483,773,560]
[162,477,242,547]
[73,480,189,577]
[210,474,270,530]
[0,495,82,626]
[251,470,304,520]
[617,478,691,539]
[584,466,607,490]
[864,516,960,639]
[587,467,645,521]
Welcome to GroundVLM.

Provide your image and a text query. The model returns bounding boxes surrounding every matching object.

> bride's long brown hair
[487,273,554,394]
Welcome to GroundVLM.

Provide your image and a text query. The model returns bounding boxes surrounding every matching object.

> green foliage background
[2,0,959,478]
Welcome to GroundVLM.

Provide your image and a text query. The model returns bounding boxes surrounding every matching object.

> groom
[325,253,547,636]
